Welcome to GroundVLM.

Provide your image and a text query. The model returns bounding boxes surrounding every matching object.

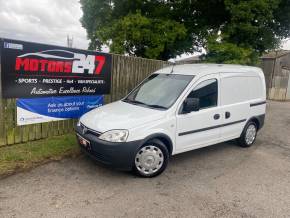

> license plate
[77,134,91,151]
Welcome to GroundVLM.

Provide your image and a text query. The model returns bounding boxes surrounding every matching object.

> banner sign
[0,38,112,98]
[17,95,103,126]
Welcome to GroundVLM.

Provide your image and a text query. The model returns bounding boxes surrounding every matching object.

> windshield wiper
[123,99,167,109]
[147,104,168,109]
[123,99,146,105]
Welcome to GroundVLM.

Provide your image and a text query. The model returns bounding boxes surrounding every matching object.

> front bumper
[75,125,142,171]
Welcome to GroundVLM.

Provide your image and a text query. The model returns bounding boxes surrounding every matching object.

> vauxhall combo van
[76,64,266,177]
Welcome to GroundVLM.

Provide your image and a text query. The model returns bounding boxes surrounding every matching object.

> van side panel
[219,73,250,140]
[247,76,263,100]
[220,73,264,105]
[248,70,266,128]
[220,75,249,105]
[219,70,266,140]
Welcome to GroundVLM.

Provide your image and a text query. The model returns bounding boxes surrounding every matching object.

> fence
[0,54,168,147]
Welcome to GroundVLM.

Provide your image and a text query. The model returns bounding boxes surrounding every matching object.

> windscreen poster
[0,38,112,98]
[17,95,103,126]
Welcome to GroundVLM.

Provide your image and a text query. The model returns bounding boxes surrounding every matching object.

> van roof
[155,64,262,76]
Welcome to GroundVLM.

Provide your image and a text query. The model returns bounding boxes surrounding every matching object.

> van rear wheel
[238,121,257,147]
[133,139,169,177]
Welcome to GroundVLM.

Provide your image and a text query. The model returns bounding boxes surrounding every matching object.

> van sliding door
[219,73,249,140]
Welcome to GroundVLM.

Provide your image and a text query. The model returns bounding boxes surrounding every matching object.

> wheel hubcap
[135,145,164,175]
[245,124,256,145]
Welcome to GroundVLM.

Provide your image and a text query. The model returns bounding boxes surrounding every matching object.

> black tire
[133,139,169,178]
[237,121,258,147]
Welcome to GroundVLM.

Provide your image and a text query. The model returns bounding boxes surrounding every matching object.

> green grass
[0,133,80,177]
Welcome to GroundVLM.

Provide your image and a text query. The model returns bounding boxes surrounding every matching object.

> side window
[188,79,218,110]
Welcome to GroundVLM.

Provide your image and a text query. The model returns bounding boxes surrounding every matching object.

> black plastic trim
[75,125,142,171]
[141,133,173,155]
[250,101,266,107]
[178,119,247,136]
[252,114,265,130]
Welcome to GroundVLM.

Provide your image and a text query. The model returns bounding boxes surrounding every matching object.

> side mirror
[183,98,200,114]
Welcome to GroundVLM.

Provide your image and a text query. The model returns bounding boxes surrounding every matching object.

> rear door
[176,74,223,152]
[219,73,249,140]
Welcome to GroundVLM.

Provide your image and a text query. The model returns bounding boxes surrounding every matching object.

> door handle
[214,114,220,120]
[225,111,231,119]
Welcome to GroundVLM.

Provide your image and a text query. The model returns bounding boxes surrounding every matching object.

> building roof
[261,50,290,59]
[175,55,201,63]
[155,64,262,76]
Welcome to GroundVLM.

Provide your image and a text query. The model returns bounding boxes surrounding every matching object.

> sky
[0,0,89,49]
[1,0,290,59]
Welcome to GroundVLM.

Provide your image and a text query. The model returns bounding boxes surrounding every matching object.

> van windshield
[123,74,194,109]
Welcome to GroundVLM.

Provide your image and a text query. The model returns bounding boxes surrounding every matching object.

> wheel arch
[248,114,265,130]
[141,133,174,155]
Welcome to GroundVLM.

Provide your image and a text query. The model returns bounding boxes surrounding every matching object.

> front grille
[80,123,101,137]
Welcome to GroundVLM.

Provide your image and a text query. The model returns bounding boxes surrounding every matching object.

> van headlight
[99,130,129,142]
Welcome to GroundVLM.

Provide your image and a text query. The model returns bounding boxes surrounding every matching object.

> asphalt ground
[1,101,290,218]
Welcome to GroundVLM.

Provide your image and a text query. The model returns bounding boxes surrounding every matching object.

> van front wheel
[238,121,257,147]
[133,139,169,177]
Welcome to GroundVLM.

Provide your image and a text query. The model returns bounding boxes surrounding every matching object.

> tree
[205,0,290,65]
[80,0,290,63]
[97,11,187,59]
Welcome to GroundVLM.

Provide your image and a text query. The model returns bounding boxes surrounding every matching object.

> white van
[76,64,266,177]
